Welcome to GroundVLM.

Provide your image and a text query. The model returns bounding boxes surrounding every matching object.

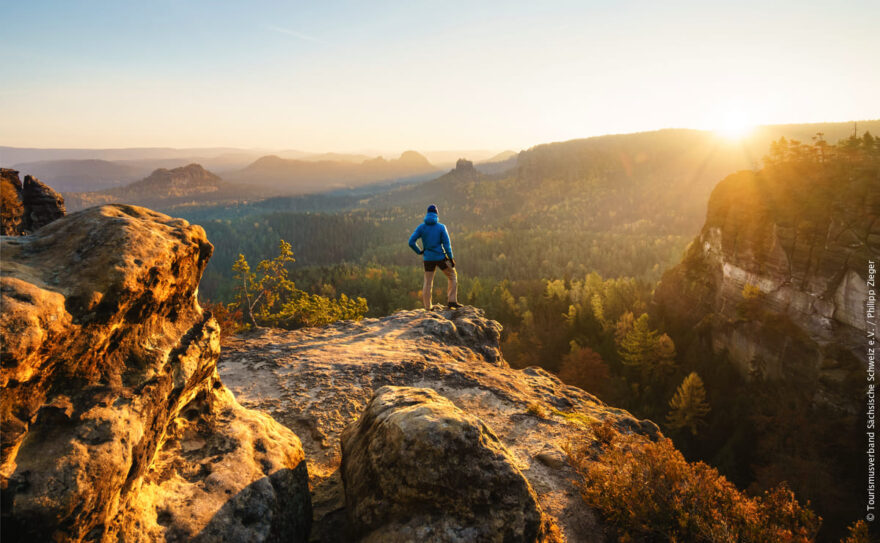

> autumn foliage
[568,428,820,542]
[558,343,610,396]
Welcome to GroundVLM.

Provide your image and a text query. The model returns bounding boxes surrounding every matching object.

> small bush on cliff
[232,240,367,329]
[201,300,246,340]
[568,431,820,542]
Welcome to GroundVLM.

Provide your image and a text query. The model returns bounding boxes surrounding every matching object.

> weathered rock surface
[219,306,660,542]
[655,168,875,392]
[0,205,310,542]
[341,386,553,542]
[0,168,65,235]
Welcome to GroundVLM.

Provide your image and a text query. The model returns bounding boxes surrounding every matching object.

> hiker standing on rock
[408,204,461,310]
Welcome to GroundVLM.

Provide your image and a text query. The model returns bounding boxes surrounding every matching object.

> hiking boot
[447,302,463,310]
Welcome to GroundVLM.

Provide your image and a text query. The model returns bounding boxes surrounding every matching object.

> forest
[186,131,878,540]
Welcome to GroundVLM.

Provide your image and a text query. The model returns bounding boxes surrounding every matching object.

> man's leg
[422,270,435,309]
[441,266,458,304]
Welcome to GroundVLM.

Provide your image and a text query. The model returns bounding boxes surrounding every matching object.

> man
[408,204,461,310]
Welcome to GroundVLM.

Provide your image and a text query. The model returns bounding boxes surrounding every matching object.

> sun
[715,110,755,140]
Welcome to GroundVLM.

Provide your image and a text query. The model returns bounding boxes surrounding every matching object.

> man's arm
[441,225,453,260]
[408,226,424,255]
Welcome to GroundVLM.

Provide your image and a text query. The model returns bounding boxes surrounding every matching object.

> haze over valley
[2,1,878,541]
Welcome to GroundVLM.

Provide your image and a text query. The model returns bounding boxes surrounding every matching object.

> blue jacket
[408,212,453,261]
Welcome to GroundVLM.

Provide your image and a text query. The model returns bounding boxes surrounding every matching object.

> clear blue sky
[2,0,878,152]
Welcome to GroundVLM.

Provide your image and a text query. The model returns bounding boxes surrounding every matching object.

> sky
[1,0,878,153]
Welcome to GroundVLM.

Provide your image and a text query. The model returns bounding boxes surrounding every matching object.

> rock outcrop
[453,158,476,173]
[341,386,553,542]
[219,306,660,541]
[655,167,875,387]
[0,205,310,542]
[0,168,65,235]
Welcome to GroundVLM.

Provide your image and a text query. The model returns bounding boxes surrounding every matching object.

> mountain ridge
[228,150,438,193]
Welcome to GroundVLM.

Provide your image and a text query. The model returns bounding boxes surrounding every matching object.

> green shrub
[232,239,367,330]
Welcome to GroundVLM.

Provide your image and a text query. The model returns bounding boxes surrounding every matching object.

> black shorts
[423,259,449,272]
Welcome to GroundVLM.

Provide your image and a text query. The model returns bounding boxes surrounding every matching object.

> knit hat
[427,204,438,214]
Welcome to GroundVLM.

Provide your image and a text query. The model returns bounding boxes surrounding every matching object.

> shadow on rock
[188,464,312,543]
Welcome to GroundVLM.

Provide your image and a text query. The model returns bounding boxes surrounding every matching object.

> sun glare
[715,111,755,140]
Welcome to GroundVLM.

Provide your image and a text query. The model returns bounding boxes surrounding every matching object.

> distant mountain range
[60,150,445,211]
[224,150,440,193]
[2,147,503,195]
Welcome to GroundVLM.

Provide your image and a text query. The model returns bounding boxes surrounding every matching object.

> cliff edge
[655,163,875,401]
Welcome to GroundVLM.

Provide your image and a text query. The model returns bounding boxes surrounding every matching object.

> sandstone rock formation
[454,158,476,173]
[341,386,553,542]
[0,205,310,542]
[655,168,874,387]
[219,306,660,541]
[0,168,65,235]
[22,173,67,231]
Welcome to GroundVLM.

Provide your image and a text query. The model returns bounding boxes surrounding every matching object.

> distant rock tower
[454,158,475,172]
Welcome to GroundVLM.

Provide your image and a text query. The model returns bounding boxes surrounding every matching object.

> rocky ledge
[0,205,310,542]
[219,306,659,542]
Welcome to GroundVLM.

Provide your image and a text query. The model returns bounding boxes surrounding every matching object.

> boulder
[0,205,311,542]
[340,386,554,542]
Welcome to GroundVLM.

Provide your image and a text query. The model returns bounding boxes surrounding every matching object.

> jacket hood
[423,212,439,225]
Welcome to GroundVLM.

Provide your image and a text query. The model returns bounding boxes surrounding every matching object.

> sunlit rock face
[655,169,874,389]
[0,205,310,542]
[219,305,659,542]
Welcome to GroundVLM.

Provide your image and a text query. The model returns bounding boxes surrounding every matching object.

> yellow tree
[618,313,676,381]
[666,372,711,436]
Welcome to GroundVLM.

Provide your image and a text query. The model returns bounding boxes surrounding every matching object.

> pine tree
[618,314,677,381]
[666,372,711,436]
